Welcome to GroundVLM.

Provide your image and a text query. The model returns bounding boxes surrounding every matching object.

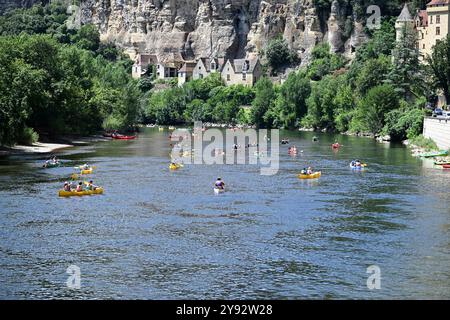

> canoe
[43,162,61,168]
[443,165,450,169]
[214,188,225,195]
[112,134,136,140]
[418,150,448,158]
[169,164,183,170]
[58,188,103,197]
[350,163,367,169]
[80,168,93,175]
[434,161,450,165]
[298,171,321,180]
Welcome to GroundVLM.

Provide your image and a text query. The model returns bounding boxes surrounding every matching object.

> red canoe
[112,134,136,140]
[443,165,450,169]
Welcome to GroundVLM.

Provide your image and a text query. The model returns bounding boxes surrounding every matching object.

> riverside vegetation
[1,1,449,149]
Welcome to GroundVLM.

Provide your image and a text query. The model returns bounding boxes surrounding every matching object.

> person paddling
[86,180,97,191]
[214,177,225,190]
[63,182,71,192]
[76,182,83,192]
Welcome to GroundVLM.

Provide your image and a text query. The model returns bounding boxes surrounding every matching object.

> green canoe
[418,150,449,158]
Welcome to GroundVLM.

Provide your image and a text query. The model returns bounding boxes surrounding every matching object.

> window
[422,32,424,39]
[430,16,433,24]
[199,74,203,79]
[242,73,247,81]
[437,15,440,24]
[437,27,441,35]
[423,44,425,49]
[227,74,230,81]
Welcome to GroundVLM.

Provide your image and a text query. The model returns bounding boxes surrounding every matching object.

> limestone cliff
[1,0,369,65]
[0,0,47,14]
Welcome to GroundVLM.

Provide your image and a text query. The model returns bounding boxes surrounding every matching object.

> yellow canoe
[58,188,104,197]
[298,172,322,180]
[80,168,93,175]
[169,163,183,170]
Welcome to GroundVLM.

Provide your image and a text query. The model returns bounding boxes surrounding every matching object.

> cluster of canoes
[61,164,103,197]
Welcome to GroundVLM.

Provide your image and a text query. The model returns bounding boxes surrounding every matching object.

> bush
[102,115,125,131]
[307,44,346,81]
[382,104,425,141]
[352,84,400,135]
[266,38,297,73]
[17,127,39,145]
[409,135,438,151]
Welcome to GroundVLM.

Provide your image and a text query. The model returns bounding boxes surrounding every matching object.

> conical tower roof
[397,3,413,22]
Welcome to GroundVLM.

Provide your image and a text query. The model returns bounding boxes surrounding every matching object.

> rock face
[3,0,369,64]
[0,0,47,14]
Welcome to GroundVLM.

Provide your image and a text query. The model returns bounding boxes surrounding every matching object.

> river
[0,128,449,299]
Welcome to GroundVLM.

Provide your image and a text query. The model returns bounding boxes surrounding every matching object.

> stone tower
[395,3,415,42]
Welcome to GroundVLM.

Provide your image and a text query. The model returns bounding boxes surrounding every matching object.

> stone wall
[423,117,450,150]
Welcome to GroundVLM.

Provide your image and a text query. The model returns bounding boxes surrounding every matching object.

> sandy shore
[0,142,73,155]
[0,135,110,156]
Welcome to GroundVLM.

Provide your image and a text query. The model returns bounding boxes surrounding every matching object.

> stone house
[177,61,197,86]
[132,53,158,79]
[192,58,224,80]
[221,57,262,87]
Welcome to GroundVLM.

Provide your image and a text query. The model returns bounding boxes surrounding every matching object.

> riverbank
[0,135,110,156]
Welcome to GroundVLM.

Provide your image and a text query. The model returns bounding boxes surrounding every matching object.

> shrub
[17,127,39,145]
[409,135,438,151]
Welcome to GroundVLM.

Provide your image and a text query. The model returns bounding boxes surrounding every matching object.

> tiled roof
[178,62,197,73]
[228,57,260,74]
[427,0,449,6]
[198,58,224,72]
[417,10,428,27]
[139,54,158,66]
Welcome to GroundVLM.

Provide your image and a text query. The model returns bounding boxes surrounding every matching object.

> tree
[426,35,450,104]
[72,24,100,52]
[302,75,341,130]
[265,38,297,73]
[355,84,400,135]
[307,43,346,81]
[355,55,391,96]
[271,71,311,128]
[251,78,275,128]
[387,25,425,100]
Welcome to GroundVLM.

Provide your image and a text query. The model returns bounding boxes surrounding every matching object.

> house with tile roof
[132,53,159,79]
[221,57,263,87]
[396,1,450,106]
[192,58,224,80]
[177,61,197,86]
[397,1,449,59]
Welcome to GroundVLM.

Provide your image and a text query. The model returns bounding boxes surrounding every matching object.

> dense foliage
[0,2,139,145]
[265,38,299,74]
[1,1,445,146]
